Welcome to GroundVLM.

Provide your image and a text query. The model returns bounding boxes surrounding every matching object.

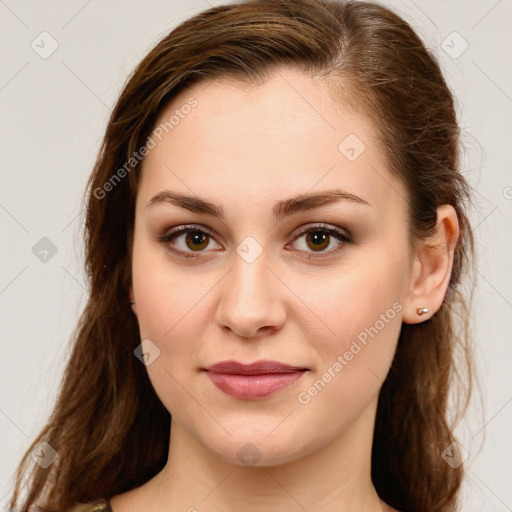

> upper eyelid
[163,222,348,239]
[164,224,217,240]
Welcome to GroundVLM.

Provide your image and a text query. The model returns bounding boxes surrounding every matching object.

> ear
[129,285,137,316]
[402,205,459,324]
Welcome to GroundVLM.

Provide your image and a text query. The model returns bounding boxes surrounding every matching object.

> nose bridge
[215,245,286,337]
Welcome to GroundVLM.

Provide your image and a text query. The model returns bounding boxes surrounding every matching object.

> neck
[141,397,384,512]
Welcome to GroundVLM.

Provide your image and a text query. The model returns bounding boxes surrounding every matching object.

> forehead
[138,68,408,214]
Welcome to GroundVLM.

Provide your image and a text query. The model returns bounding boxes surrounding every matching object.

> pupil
[312,232,326,245]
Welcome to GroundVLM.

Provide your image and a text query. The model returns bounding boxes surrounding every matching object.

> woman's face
[131,68,413,466]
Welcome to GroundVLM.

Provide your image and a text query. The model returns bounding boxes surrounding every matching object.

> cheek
[133,275,211,378]
[131,255,213,415]
[294,274,403,425]
[298,253,406,389]
[130,243,214,401]
[131,234,211,338]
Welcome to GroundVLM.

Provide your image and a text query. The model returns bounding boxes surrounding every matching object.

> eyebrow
[146,189,371,221]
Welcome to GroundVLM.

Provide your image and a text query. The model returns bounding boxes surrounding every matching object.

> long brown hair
[10,1,474,511]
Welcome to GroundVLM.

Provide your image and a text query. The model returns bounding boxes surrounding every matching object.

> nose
[214,252,287,339]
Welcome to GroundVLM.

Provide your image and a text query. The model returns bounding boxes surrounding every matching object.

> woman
[9,0,474,511]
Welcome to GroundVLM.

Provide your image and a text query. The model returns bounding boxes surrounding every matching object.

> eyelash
[156,223,353,260]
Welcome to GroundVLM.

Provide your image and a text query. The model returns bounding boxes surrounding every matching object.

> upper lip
[203,360,308,375]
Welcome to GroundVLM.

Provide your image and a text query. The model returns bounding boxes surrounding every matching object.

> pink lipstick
[203,360,307,400]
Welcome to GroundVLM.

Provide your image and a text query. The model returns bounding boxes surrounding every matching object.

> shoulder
[66,501,112,512]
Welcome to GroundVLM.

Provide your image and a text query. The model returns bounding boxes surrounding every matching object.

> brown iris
[185,231,209,251]
[306,231,330,251]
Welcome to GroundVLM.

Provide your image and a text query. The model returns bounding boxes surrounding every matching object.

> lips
[204,360,307,375]
[202,360,308,400]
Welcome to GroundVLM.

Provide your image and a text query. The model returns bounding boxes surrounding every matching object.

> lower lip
[205,371,305,399]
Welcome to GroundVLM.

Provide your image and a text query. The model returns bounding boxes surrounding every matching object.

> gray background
[1,0,511,509]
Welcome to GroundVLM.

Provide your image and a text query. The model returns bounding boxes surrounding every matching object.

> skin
[111,68,459,512]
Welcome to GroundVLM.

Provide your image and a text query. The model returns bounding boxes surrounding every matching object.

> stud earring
[416,307,429,315]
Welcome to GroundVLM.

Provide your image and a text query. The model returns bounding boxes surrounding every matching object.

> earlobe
[402,205,459,325]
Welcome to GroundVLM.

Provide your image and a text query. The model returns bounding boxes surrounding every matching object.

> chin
[203,427,318,468]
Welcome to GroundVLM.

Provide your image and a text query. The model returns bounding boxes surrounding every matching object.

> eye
[157,224,221,259]
[288,224,352,258]
[157,223,352,260]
